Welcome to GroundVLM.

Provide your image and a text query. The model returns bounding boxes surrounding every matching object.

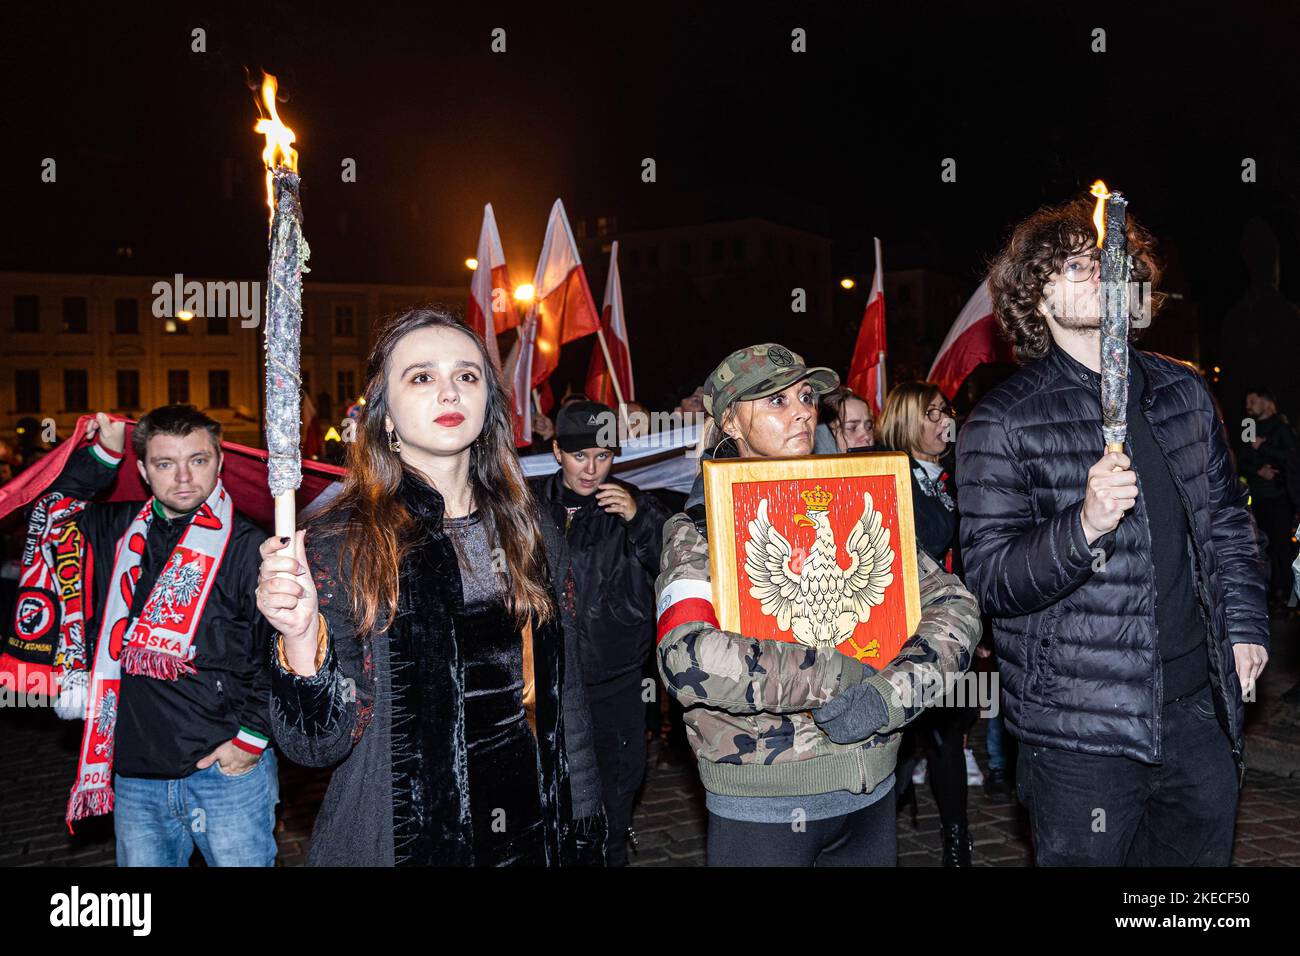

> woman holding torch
[255,309,604,866]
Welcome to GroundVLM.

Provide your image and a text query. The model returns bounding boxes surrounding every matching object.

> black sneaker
[983,767,1014,803]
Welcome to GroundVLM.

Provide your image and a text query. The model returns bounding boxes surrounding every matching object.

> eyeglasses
[925,405,955,423]
[1062,250,1101,283]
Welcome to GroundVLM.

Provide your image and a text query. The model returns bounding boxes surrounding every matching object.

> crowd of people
[1,192,1295,868]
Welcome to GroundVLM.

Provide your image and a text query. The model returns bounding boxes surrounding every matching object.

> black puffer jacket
[957,344,1269,770]
[529,470,668,688]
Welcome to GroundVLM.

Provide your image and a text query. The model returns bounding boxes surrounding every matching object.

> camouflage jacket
[654,511,982,798]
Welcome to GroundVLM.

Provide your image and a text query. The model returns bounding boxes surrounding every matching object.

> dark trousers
[587,676,647,867]
[1017,684,1239,866]
[706,794,897,867]
[1254,495,1297,599]
[901,705,976,827]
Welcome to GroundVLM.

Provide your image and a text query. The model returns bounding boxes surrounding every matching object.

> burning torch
[1092,180,1131,457]
[255,73,310,538]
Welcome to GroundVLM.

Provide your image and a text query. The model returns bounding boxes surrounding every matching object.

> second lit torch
[1092,180,1130,456]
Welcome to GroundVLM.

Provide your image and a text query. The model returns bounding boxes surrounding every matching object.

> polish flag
[530,199,601,389]
[846,237,887,414]
[466,203,519,370]
[927,279,1013,401]
[585,241,634,407]
[505,320,537,447]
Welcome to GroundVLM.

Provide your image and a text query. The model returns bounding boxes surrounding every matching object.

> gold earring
[388,430,402,453]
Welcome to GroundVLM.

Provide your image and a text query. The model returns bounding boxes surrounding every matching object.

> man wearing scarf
[44,406,276,866]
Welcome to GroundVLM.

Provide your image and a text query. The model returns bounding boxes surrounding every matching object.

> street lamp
[465,258,479,271]
[514,284,535,304]
[840,278,856,290]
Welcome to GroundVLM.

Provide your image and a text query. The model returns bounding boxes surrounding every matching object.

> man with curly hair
[955,195,1270,866]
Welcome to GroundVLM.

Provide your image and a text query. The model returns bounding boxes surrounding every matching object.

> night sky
[4,1,1299,374]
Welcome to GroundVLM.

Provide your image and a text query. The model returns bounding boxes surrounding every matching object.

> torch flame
[254,72,298,218]
[1090,180,1110,249]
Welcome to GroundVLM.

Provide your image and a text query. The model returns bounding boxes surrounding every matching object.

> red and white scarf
[67,481,233,827]
[1,491,91,717]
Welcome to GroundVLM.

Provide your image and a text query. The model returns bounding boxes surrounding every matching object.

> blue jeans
[114,749,279,867]
[986,713,1007,772]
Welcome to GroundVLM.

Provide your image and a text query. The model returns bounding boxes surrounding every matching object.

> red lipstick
[435,413,465,427]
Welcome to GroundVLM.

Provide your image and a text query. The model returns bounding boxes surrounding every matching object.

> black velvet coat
[269,474,582,866]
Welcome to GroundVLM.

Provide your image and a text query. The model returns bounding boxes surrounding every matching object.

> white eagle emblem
[743,486,894,657]
[143,553,205,627]
[93,688,117,758]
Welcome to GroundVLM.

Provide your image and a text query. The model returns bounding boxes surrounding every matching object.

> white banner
[520,422,702,493]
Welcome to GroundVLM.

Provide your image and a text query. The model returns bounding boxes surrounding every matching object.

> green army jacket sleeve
[654,511,981,730]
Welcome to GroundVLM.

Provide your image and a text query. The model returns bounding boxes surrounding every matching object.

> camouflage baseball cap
[702,343,840,421]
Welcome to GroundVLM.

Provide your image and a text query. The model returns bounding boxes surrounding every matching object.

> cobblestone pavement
[4,615,1300,867]
[621,728,1300,867]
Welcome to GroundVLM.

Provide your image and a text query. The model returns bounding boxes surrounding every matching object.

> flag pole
[595,326,628,435]
[877,350,887,411]
[874,237,886,409]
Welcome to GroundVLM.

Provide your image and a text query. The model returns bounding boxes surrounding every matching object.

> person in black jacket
[49,406,276,866]
[529,401,669,865]
[1237,388,1300,606]
[877,382,977,865]
[958,196,1270,866]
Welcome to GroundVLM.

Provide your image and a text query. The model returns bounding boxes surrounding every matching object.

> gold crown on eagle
[800,484,833,511]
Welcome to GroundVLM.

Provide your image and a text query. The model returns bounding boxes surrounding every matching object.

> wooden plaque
[702,452,921,669]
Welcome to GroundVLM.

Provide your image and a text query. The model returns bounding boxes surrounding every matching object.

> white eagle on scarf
[92,688,117,758]
[143,553,205,627]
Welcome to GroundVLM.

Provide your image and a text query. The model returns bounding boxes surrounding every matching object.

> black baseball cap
[555,401,620,454]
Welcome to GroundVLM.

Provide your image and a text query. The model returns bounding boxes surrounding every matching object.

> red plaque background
[730,474,908,669]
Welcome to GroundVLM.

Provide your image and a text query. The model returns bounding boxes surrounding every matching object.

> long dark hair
[988,194,1164,362]
[316,308,553,636]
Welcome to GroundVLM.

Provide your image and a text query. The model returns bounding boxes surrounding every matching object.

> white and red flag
[530,199,601,389]
[846,237,887,414]
[927,279,1013,401]
[585,240,634,408]
[506,319,537,447]
[466,202,519,370]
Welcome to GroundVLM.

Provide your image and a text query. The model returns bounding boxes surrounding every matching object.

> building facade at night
[573,217,835,410]
[0,272,461,451]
